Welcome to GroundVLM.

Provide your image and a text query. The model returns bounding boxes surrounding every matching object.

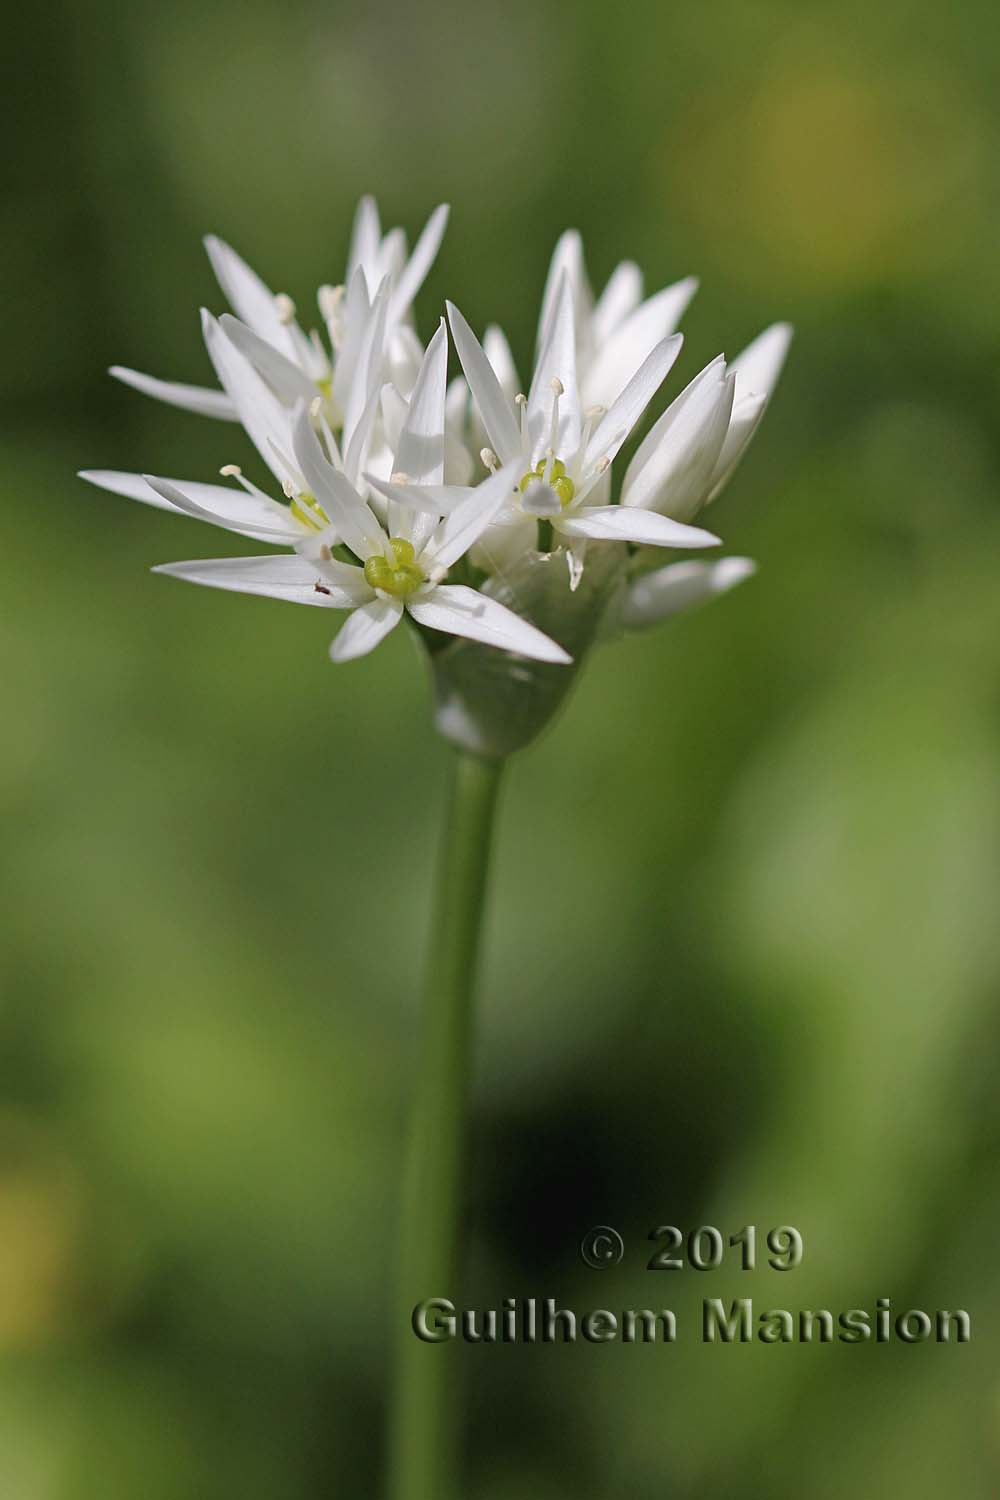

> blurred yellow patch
[664,35,987,294]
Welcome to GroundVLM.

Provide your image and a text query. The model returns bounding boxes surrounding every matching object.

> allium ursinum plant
[81,198,790,1500]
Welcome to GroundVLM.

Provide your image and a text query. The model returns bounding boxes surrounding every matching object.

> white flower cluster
[81,198,790,667]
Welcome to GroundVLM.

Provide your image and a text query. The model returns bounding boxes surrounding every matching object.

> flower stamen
[548,377,564,454]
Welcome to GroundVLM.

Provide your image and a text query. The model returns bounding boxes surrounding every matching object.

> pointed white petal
[585,333,684,468]
[482,324,521,399]
[378,227,408,286]
[582,276,698,410]
[705,392,767,501]
[537,229,592,353]
[218,314,316,406]
[591,261,643,346]
[342,277,390,457]
[389,203,449,324]
[558,505,720,549]
[203,235,297,357]
[393,318,448,486]
[347,196,383,288]
[344,380,385,491]
[331,268,372,416]
[623,557,756,628]
[330,597,403,662]
[444,377,475,485]
[408,584,570,664]
[702,323,792,502]
[387,325,425,397]
[527,273,581,460]
[731,322,793,399]
[142,475,301,542]
[447,302,521,464]
[620,357,735,520]
[152,553,353,606]
[380,383,409,456]
[422,461,523,572]
[291,404,385,560]
[109,366,236,420]
[79,469,193,516]
[80,469,300,541]
[201,310,294,486]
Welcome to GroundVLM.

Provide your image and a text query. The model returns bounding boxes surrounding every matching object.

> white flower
[297,406,569,663]
[82,198,791,702]
[445,232,698,496]
[126,322,570,669]
[152,415,570,667]
[109,197,449,435]
[444,275,721,579]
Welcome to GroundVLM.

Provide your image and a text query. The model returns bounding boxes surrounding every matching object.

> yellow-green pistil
[519,457,575,507]
[364,537,426,598]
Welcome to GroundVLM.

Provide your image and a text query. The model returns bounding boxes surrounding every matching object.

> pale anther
[480,447,499,472]
[514,393,527,406]
[309,396,323,419]
[219,464,242,478]
[275,293,297,325]
[550,377,565,396]
[390,471,411,485]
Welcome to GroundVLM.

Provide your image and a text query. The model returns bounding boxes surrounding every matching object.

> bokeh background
[4,0,1000,1494]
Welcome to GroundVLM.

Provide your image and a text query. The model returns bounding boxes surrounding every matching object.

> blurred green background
[4,0,1000,1494]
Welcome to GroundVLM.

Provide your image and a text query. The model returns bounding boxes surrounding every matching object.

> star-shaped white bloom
[109,197,449,434]
[111,317,570,669]
[151,407,570,667]
[446,235,698,496]
[442,275,721,579]
[82,198,792,686]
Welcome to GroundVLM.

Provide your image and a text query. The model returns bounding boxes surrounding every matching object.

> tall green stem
[387,749,505,1500]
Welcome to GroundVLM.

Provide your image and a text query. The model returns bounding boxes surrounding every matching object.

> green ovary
[364,537,426,598]
[519,457,575,507]
[291,491,330,531]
